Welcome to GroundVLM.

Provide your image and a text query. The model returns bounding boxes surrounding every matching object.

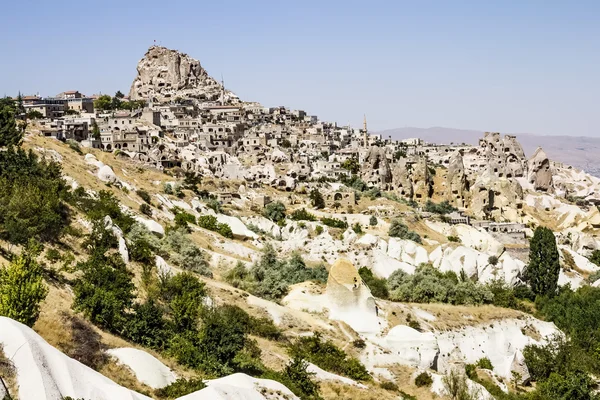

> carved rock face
[446,151,469,207]
[527,147,554,192]
[129,46,237,104]
[477,132,527,179]
[412,157,433,202]
[470,169,524,221]
[361,147,392,187]
[392,159,413,198]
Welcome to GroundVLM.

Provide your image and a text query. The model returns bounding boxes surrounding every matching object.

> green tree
[263,201,286,223]
[309,189,325,209]
[26,110,44,120]
[341,158,360,174]
[527,227,560,297]
[358,267,388,299]
[93,95,113,111]
[369,215,378,226]
[73,252,135,331]
[91,120,101,140]
[0,97,24,147]
[0,241,47,327]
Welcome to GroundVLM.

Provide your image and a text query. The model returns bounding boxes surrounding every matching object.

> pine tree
[0,97,24,147]
[0,242,48,326]
[527,227,560,297]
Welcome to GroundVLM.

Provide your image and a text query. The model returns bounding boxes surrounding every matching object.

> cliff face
[129,46,239,104]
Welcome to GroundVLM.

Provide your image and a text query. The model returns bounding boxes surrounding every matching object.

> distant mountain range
[379,127,600,177]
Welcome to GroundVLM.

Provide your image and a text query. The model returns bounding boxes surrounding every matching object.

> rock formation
[412,157,433,202]
[527,147,553,192]
[392,159,413,199]
[476,132,527,179]
[445,150,469,207]
[470,169,524,221]
[361,147,392,188]
[129,46,239,104]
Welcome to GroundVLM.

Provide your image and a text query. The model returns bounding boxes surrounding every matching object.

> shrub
[196,214,234,239]
[263,201,286,222]
[163,183,173,194]
[388,220,422,244]
[73,252,135,332]
[45,248,61,262]
[415,371,433,387]
[589,250,600,267]
[174,210,196,231]
[369,215,378,226]
[206,198,221,214]
[380,381,399,391]
[123,299,168,349]
[424,200,457,215]
[476,357,493,370]
[139,203,153,217]
[388,264,493,305]
[447,235,461,243]
[290,208,317,221]
[358,267,389,299]
[314,225,324,235]
[320,217,348,229]
[159,229,211,276]
[289,333,371,381]
[352,338,366,349]
[67,139,82,154]
[488,255,499,266]
[352,223,363,234]
[160,272,206,332]
[309,189,325,209]
[0,242,47,327]
[136,189,152,204]
[155,378,206,399]
[227,245,327,300]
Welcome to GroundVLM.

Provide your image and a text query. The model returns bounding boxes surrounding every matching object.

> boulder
[97,165,118,183]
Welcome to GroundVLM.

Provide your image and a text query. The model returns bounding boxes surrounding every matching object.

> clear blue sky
[1,0,598,136]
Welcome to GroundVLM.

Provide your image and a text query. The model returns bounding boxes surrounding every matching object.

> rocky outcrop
[478,132,527,179]
[361,147,392,188]
[392,159,413,199]
[470,169,524,221]
[527,147,553,192]
[446,150,469,207]
[129,46,239,104]
[412,157,433,202]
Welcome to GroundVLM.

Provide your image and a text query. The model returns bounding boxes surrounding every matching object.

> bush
[388,220,422,244]
[447,235,461,243]
[388,264,493,305]
[73,252,135,332]
[352,338,366,349]
[320,217,348,229]
[290,208,317,221]
[123,299,168,349]
[263,201,286,223]
[424,200,457,215]
[309,189,325,209]
[45,248,61,262]
[352,223,363,234]
[476,357,493,370]
[206,198,221,214]
[379,381,399,391]
[174,210,196,231]
[196,214,234,239]
[369,215,378,226]
[358,267,389,299]
[314,225,324,235]
[488,255,499,266]
[139,203,153,217]
[70,189,135,233]
[136,189,152,204]
[229,246,327,300]
[159,229,211,276]
[415,371,433,387]
[163,183,173,194]
[289,332,371,381]
[155,378,206,399]
[0,242,47,327]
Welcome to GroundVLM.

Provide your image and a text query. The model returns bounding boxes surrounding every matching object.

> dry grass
[320,381,400,400]
[402,303,523,331]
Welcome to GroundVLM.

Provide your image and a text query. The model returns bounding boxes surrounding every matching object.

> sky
[1,0,599,136]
